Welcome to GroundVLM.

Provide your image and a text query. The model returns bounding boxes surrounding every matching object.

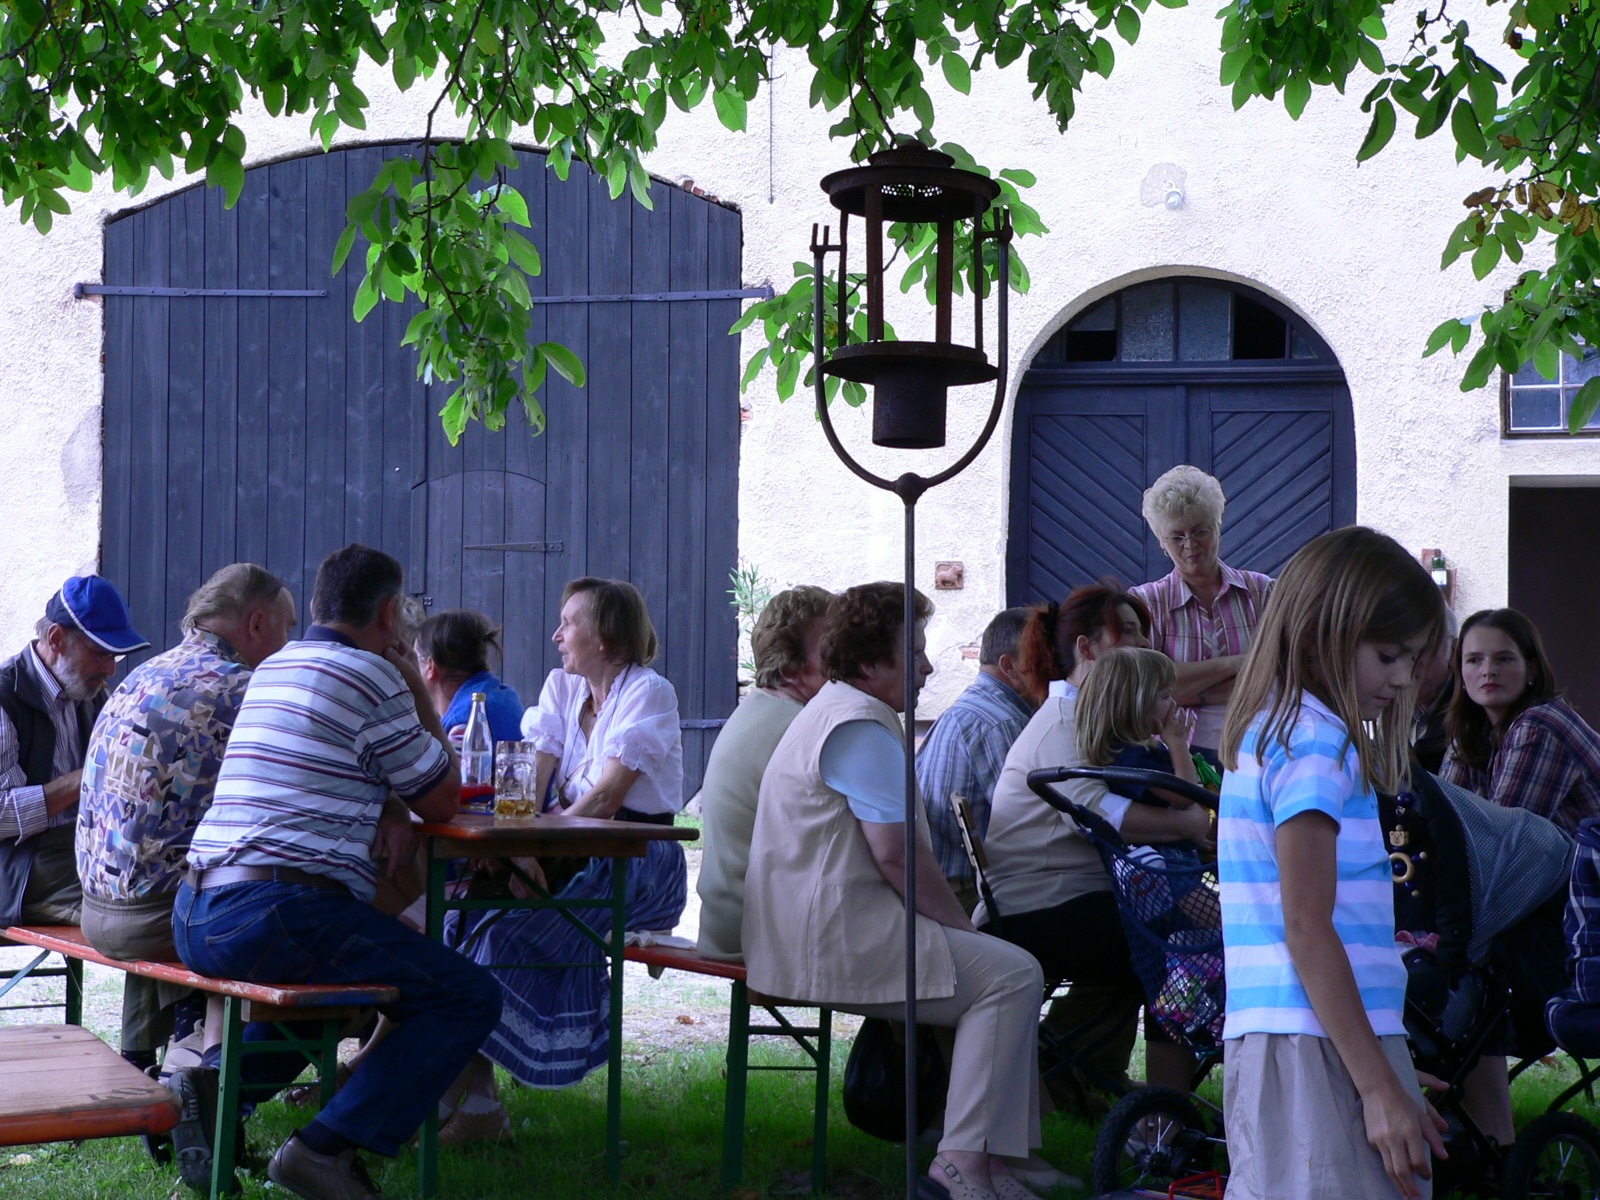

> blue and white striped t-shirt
[186,628,452,902]
[1219,692,1406,1039]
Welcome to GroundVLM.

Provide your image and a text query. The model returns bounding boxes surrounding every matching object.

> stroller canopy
[1425,774,1573,964]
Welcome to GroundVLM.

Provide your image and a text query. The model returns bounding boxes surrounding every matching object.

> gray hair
[1142,464,1226,537]
[181,563,288,635]
[395,595,429,647]
[34,616,57,640]
[979,607,1032,666]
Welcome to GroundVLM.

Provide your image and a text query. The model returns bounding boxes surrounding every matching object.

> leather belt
[185,865,349,894]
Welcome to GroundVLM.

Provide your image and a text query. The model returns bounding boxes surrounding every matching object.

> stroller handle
[1025,766,1219,813]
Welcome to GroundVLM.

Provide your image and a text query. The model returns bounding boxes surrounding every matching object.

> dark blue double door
[100,141,741,792]
[1007,373,1356,603]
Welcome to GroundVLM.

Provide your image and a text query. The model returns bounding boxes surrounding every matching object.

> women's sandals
[918,1155,1009,1200]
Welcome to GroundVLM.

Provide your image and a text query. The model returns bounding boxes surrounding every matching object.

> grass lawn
[4,1039,1600,1199]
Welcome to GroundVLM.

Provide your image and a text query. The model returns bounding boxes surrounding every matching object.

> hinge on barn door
[463,541,564,553]
[75,284,329,299]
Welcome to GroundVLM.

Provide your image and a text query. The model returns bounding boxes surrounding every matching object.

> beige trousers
[844,927,1043,1158]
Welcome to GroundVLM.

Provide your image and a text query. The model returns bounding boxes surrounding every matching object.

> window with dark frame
[1038,280,1325,366]
[1503,346,1600,436]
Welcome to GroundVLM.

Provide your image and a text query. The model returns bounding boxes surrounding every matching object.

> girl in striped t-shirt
[1217,527,1449,1200]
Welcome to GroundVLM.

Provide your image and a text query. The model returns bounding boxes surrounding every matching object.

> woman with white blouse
[443,578,686,1131]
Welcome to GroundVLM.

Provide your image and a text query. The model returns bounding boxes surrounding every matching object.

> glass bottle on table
[459,692,496,814]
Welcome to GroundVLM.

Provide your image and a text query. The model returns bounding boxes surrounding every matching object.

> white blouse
[521,665,685,815]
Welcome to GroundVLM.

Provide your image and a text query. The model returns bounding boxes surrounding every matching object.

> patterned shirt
[0,644,90,841]
[77,630,253,901]
[1219,692,1406,1039]
[1442,699,1600,835]
[186,626,452,902]
[1558,818,1600,1007]
[915,671,1033,882]
[1130,563,1274,750]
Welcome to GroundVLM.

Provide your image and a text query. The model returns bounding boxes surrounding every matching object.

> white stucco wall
[0,0,1594,715]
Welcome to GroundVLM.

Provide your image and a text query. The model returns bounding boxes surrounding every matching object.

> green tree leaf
[1356,98,1396,162]
[537,341,587,387]
[713,88,747,132]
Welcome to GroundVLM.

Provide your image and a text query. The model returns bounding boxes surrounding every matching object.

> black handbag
[841,1016,948,1142]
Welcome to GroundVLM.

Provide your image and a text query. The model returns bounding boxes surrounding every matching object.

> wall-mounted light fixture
[1165,188,1185,210]
[1420,548,1456,609]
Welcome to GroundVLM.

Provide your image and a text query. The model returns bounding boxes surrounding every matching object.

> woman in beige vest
[744,583,1049,1200]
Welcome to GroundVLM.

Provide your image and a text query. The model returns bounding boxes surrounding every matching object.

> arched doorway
[1006,277,1356,603]
[98,142,742,790]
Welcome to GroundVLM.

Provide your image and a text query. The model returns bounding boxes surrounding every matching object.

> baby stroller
[1026,764,1600,1199]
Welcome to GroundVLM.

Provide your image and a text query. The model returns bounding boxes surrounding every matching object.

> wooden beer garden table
[414,812,699,1196]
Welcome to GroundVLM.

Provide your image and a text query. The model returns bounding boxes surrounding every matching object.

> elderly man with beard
[0,575,148,927]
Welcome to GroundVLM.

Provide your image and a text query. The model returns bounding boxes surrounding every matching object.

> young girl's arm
[1120,802,1213,852]
[1148,711,1201,808]
[1279,811,1445,1200]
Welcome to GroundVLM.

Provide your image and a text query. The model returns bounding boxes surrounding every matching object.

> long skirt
[446,839,687,1088]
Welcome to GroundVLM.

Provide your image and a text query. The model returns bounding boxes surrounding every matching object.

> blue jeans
[173,880,502,1156]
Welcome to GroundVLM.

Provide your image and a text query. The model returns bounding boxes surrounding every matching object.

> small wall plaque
[935,561,965,590]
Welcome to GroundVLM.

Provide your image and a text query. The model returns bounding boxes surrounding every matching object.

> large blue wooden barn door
[1007,279,1355,604]
[99,142,741,792]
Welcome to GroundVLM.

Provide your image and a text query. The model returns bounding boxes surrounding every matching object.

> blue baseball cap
[45,576,150,655]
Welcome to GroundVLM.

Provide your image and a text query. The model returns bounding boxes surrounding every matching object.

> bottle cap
[473,692,487,700]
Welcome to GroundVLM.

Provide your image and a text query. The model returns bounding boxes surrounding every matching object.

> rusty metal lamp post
[809,142,1012,1197]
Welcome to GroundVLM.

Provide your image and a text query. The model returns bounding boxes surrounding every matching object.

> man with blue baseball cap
[0,574,148,929]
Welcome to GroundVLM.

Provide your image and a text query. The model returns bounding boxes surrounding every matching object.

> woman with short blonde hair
[1131,465,1274,753]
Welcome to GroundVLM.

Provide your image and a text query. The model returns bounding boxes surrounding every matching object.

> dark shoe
[268,1136,383,1200]
[170,1066,219,1193]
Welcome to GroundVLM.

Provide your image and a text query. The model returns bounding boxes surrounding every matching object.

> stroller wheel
[1090,1086,1217,1196]
[1503,1111,1600,1200]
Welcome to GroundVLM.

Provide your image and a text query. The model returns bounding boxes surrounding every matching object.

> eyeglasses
[1162,528,1216,548]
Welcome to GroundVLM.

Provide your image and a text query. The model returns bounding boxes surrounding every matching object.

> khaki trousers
[19,824,81,924]
[844,927,1043,1158]
[81,891,192,1054]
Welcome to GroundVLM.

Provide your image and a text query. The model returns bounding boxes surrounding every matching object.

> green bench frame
[625,944,833,1193]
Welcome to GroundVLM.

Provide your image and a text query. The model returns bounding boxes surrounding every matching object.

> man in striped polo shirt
[175,544,501,1200]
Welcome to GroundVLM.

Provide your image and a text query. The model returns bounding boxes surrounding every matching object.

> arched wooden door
[1006,278,1356,603]
[99,142,741,791]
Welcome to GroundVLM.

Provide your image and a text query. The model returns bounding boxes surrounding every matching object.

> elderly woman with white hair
[1129,465,1273,753]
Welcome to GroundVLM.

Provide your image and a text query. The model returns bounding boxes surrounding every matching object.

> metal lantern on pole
[809,141,1012,1198]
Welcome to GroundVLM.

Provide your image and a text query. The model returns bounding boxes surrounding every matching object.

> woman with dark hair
[1442,607,1600,833]
[984,581,1210,1097]
[415,609,524,742]
[442,578,687,1133]
[745,583,1055,1200]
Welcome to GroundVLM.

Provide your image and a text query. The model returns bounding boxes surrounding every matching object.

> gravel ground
[0,844,862,1058]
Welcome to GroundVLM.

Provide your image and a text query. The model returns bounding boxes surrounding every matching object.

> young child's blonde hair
[1076,646,1177,766]
[1220,526,1447,794]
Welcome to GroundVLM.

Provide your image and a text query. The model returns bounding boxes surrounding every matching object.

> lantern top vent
[820,143,1000,224]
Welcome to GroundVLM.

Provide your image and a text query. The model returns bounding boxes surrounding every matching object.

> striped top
[1219,691,1406,1038]
[1131,562,1274,750]
[186,627,452,902]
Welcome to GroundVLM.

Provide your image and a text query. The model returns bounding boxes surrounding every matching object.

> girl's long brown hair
[1445,607,1559,772]
[1220,527,1446,794]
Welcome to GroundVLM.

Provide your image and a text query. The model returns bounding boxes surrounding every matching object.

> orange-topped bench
[3,925,397,1019]
[1,924,397,1200]
[624,942,833,1192]
[0,1024,181,1147]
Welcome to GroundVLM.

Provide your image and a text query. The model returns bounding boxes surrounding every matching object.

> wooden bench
[1,924,397,1200]
[0,1024,181,1147]
[624,943,832,1192]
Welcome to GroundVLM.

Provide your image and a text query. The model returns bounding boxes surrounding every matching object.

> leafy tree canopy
[1221,0,1600,430]
[4,0,1595,435]
[0,0,1176,439]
